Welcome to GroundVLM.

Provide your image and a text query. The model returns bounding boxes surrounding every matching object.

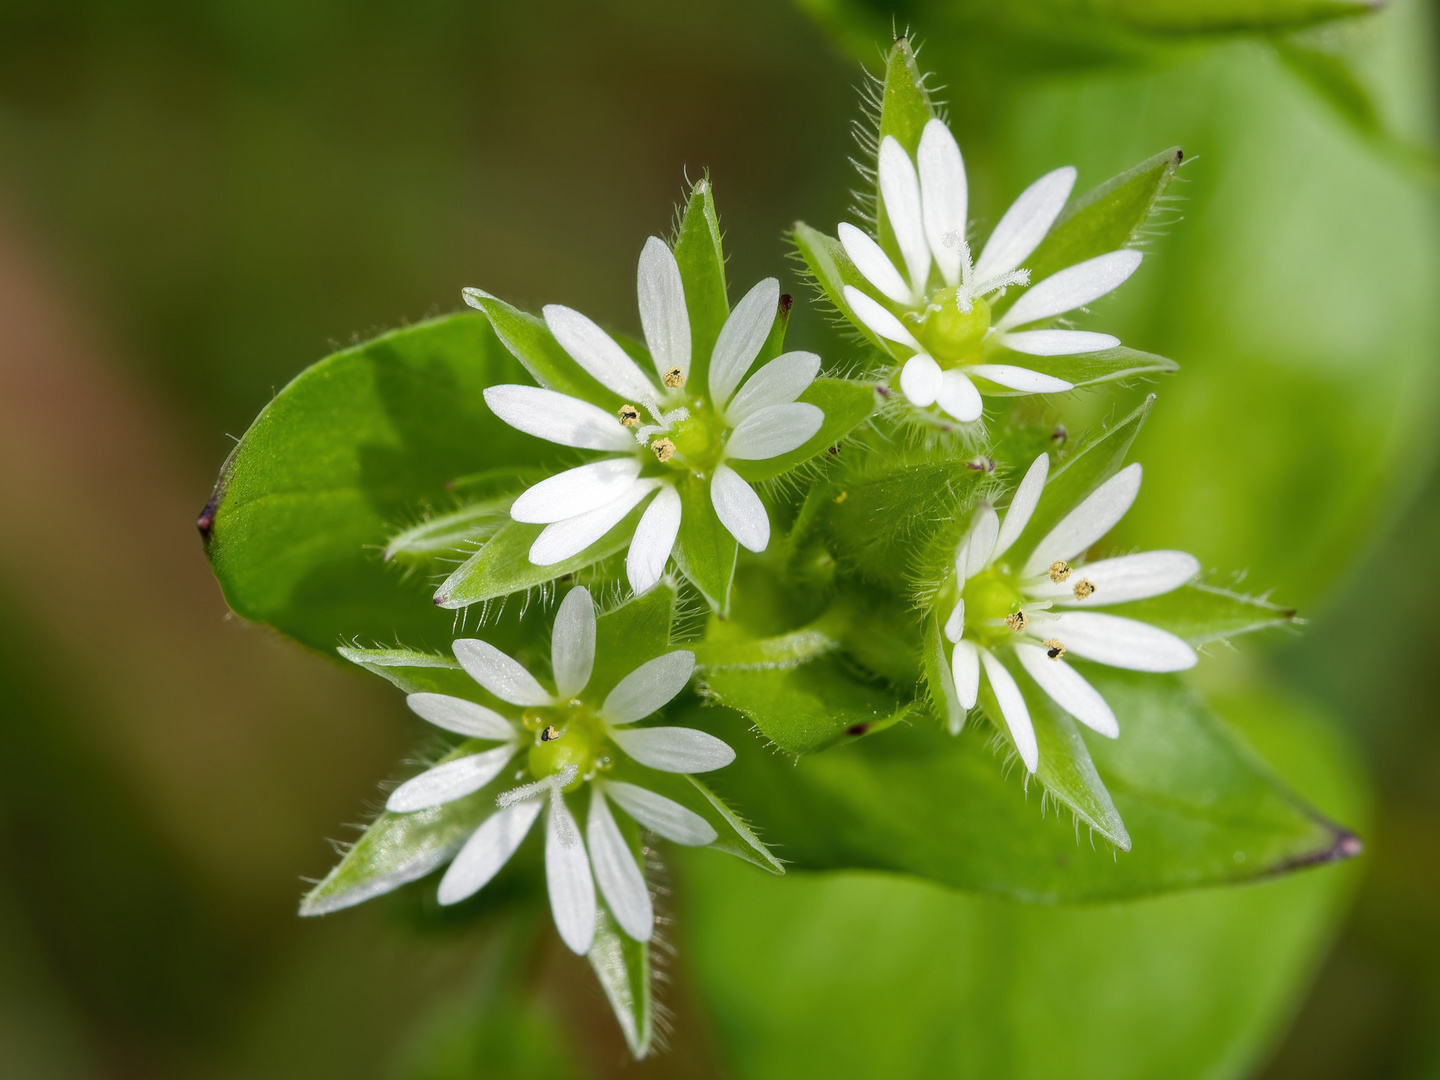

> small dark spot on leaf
[966,457,996,473]
[847,723,869,736]
[778,294,793,315]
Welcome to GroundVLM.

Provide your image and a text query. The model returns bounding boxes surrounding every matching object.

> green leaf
[874,37,938,279]
[1110,582,1299,646]
[433,514,635,609]
[299,739,507,916]
[976,346,1178,393]
[462,288,621,407]
[1081,0,1377,33]
[383,496,514,565]
[789,222,869,331]
[673,475,738,615]
[335,645,479,699]
[201,313,562,653]
[700,657,912,756]
[586,908,653,1060]
[729,378,878,484]
[672,178,729,394]
[683,664,1358,901]
[605,757,784,875]
[590,585,677,701]
[1003,147,1185,313]
[693,623,841,672]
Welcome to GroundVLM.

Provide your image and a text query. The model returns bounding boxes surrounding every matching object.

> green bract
[197,32,1363,1061]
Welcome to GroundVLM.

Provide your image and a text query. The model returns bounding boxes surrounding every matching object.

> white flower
[481,236,825,594]
[941,453,1200,772]
[840,119,1143,423]
[386,587,730,953]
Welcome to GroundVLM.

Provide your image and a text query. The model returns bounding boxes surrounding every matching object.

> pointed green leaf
[433,514,636,609]
[876,36,935,156]
[201,313,564,653]
[790,222,867,327]
[589,585,677,701]
[672,178,729,393]
[335,645,478,699]
[1108,582,1299,646]
[729,378,879,484]
[976,346,1178,393]
[673,475,738,614]
[383,496,514,565]
[587,907,653,1060]
[462,288,622,407]
[299,739,509,916]
[693,623,841,672]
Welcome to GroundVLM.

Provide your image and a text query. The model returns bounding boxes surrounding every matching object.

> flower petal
[483,385,633,451]
[724,402,824,461]
[726,351,822,424]
[436,798,541,905]
[637,236,690,383]
[993,452,1048,562]
[545,793,597,954]
[587,789,653,942]
[603,651,697,724]
[878,135,931,296]
[952,640,980,709]
[1027,550,1201,606]
[838,223,912,305]
[543,304,656,401]
[709,277,780,409]
[973,165,1077,282]
[965,504,1001,578]
[980,648,1039,773]
[510,458,642,524]
[551,585,596,699]
[843,286,922,349]
[386,744,519,812]
[935,367,982,422]
[406,693,517,741]
[967,364,1074,393]
[998,330,1121,356]
[898,353,942,407]
[710,463,769,552]
[529,478,661,566]
[1022,463,1142,579]
[1014,644,1118,738]
[608,726,736,773]
[918,118,968,288]
[603,780,717,846]
[943,599,965,644]
[1044,612,1199,672]
[996,250,1143,330]
[626,484,682,595]
[452,639,553,706]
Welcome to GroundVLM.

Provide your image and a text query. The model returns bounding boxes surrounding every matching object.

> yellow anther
[539,725,561,742]
[652,438,676,463]
[618,404,640,427]
[662,367,685,388]
[1072,578,1096,601]
[1043,638,1066,661]
[1048,560,1071,583]
[1005,610,1029,632]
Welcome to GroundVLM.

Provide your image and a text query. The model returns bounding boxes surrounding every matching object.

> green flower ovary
[664,398,725,473]
[961,562,1024,649]
[915,291,991,366]
[524,701,609,791]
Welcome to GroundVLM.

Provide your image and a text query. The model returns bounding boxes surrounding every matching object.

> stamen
[1072,578,1096,601]
[539,725,561,742]
[662,367,685,389]
[618,404,640,428]
[1049,560,1071,583]
[1005,610,1029,633]
[652,438,676,463]
[497,762,579,809]
[1043,638,1066,661]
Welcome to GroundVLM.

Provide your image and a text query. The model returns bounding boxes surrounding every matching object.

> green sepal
[875,37,937,270]
[673,475,738,615]
[790,222,907,362]
[977,650,1130,849]
[383,496,514,565]
[433,513,637,609]
[462,288,622,408]
[587,906,653,1060]
[975,346,1178,393]
[729,378,879,484]
[590,585,677,701]
[921,613,965,734]
[672,178,729,394]
[1107,582,1299,646]
[335,645,478,699]
[298,739,511,916]
[604,757,784,875]
[700,655,912,756]
[1007,393,1153,571]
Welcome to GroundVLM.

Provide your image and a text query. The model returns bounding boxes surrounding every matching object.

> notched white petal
[603,780,717,846]
[980,649,1039,773]
[965,505,1001,577]
[993,452,1048,562]
[878,135,931,296]
[603,650,697,725]
[898,353,942,407]
[724,402,824,461]
[967,364,1074,393]
[637,236,691,382]
[999,330,1121,356]
[709,277,780,409]
[587,789,653,942]
[608,726,736,773]
[1026,550,1200,606]
[1043,612,1198,672]
[1015,644,1118,738]
[510,459,642,524]
[545,792,597,954]
[452,639,553,706]
[973,165,1076,282]
[529,478,661,565]
[843,286,921,349]
[996,250,1143,330]
[386,744,518,813]
[626,484,682,595]
[551,585,597,699]
[711,464,770,553]
[838,223,912,305]
[935,368,982,422]
[1022,463,1142,579]
[483,385,634,451]
[918,118,968,288]
[406,693,517,741]
[943,599,965,644]
[951,639,980,710]
[726,352,822,424]
[543,304,656,401]
[437,798,541,906]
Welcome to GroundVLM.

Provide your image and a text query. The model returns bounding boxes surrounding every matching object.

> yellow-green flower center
[915,290,991,366]
[961,562,1025,649]
[524,701,609,791]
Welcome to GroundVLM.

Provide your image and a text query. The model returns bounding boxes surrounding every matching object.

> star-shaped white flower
[386,587,731,953]
[840,119,1143,423]
[481,237,824,594]
[941,453,1200,772]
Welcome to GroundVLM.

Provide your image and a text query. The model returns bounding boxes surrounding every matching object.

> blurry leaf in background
[680,681,1368,1080]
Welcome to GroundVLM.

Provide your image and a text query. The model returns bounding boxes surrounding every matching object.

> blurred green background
[0,1,1435,1077]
